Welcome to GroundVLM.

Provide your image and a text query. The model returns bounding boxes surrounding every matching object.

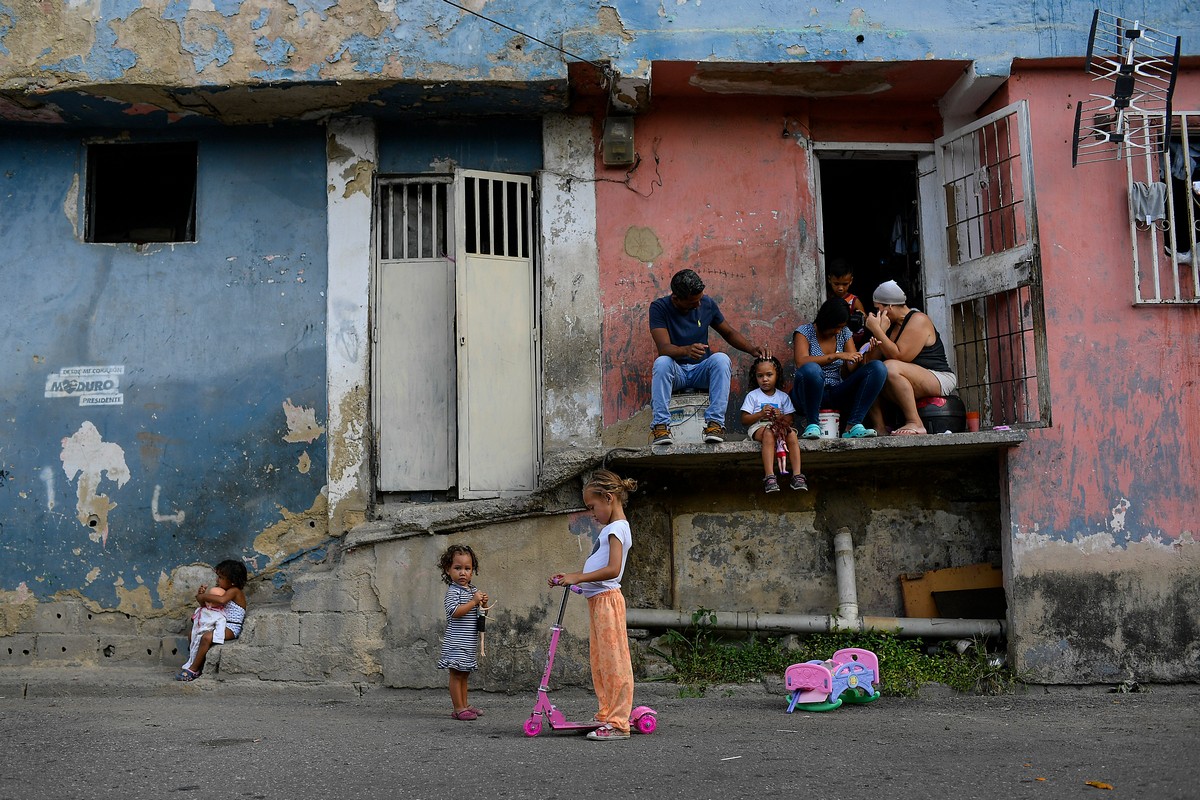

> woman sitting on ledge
[789,298,887,439]
[863,280,957,436]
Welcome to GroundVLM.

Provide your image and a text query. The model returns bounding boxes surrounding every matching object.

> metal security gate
[936,101,1051,428]
[373,171,539,497]
[375,178,455,491]
[453,170,539,498]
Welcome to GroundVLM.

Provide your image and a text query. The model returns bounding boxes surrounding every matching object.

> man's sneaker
[702,421,725,443]
[790,473,808,491]
[586,724,630,741]
[801,423,822,439]
[763,475,780,493]
[841,423,877,439]
[650,424,673,446]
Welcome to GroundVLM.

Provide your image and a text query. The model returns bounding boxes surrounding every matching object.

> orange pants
[587,588,634,734]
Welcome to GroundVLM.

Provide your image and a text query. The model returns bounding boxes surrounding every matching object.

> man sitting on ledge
[648,268,769,446]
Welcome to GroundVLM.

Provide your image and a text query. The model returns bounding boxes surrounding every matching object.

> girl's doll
[437,544,488,721]
[548,469,639,741]
[740,356,807,493]
[177,559,248,681]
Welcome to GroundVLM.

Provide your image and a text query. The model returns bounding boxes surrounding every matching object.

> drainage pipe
[833,527,859,622]
[624,608,1005,638]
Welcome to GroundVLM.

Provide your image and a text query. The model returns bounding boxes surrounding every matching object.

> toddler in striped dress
[437,544,488,720]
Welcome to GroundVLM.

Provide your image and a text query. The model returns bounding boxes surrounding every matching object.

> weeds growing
[648,608,1020,697]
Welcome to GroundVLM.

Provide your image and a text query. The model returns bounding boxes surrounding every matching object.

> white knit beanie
[872,280,906,305]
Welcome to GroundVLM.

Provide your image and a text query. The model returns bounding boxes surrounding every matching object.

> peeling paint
[0,582,36,636]
[623,225,663,262]
[1013,521,1198,565]
[283,398,325,443]
[113,577,156,616]
[298,450,312,473]
[595,6,633,43]
[60,421,130,547]
[691,63,892,97]
[340,158,374,199]
[252,491,330,568]
[63,172,79,237]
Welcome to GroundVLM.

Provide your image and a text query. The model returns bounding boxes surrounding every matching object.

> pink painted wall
[592,70,1200,680]
[596,96,819,425]
[1002,67,1200,547]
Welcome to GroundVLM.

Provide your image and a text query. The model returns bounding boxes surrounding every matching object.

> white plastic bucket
[818,409,840,439]
[668,393,707,442]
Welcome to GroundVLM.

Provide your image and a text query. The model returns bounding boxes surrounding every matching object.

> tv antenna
[1071,9,1180,166]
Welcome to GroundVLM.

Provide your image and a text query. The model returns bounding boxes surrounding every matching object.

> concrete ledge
[240,608,301,647]
[349,430,1025,547]
[609,428,1027,471]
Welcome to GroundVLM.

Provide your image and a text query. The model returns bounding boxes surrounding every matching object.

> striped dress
[436,583,480,671]
[223,600,247,638]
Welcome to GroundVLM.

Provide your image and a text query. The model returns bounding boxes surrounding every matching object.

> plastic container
[965,411,980,432]
[668,393,708,442]
[818,409,840,438]
[916,395,966,434]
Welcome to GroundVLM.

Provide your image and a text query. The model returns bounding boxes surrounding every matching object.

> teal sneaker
[801,423,822,439]
[841,423,877,439]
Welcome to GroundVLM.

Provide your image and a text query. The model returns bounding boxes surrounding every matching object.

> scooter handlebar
[549,577,584,593]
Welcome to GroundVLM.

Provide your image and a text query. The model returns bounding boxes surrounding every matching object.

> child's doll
[740,356,807,493]
[437,544,488,721]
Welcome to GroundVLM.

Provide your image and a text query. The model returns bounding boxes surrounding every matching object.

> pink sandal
[450,709,479,721]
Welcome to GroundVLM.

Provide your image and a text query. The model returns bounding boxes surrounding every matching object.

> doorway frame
[810,142,953,365]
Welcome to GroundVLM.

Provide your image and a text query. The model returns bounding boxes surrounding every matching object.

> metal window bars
[941,112,1029,266]
[1127,111,1200,304]
[952,286,1042,428]
[379,178,450,261]
[462,175,531,259]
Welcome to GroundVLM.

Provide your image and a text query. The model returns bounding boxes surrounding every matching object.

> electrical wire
[435,0,612,78]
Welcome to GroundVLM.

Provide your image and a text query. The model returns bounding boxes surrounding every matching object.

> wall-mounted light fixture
[602,116,635,166]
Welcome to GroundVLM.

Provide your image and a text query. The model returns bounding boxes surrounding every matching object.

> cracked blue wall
[0,126,329,609]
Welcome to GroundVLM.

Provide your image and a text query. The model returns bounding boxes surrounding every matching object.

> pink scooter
[522,584,658,737]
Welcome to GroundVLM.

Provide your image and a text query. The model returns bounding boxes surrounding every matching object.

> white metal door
[375,179,456,491]
[452,169,539,498]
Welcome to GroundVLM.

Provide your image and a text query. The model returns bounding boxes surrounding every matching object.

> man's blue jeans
[651,353,732,427]
[788,360,886,428]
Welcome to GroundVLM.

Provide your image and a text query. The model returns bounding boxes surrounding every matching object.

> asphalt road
[1,669,1196,800]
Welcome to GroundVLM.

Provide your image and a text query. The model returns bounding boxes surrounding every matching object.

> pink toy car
[784,647,881,713]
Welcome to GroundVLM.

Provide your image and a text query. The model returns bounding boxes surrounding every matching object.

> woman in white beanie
[863,280,957,435]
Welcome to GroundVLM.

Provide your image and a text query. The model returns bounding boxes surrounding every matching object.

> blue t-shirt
[648,295,726,365]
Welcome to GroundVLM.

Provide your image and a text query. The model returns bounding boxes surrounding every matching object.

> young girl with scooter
[548,469,639,741]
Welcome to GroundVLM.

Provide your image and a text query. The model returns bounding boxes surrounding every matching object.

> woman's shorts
[929,370,958,396]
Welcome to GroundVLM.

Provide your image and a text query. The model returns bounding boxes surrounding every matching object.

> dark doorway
[818,158,922,310]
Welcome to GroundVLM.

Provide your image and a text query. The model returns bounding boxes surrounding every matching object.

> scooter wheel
[523,717,543,737]
[634,713,657,735]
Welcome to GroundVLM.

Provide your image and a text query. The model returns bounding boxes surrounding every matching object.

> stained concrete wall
[348,457,1001,690]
